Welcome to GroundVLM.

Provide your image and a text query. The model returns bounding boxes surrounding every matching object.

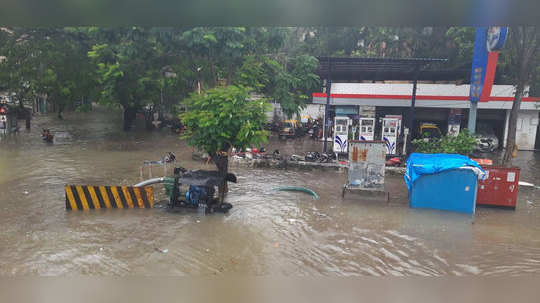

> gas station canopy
[316,56,465,155]
[317,57,467,82]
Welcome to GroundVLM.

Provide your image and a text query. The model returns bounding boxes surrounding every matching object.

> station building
[312,82,540,150]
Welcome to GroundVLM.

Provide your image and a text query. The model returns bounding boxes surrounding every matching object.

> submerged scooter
[42,129,54,143]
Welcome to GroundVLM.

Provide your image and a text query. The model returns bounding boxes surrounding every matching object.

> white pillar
[503,109,510,148]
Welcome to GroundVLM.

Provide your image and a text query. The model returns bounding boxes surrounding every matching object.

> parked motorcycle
[291,151,336,163]
[289,154,306,162]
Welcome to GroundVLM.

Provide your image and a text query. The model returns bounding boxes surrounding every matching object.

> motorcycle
[289,154,305,162]
[41,129,54,143]
[293,151,336,163]
[317,152,336,163]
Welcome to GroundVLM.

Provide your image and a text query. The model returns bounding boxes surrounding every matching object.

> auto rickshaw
[279,119,299,139]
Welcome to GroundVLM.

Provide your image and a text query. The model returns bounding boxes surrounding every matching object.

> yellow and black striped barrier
[65,185,154,211]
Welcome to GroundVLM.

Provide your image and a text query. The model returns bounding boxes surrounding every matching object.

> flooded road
[1,109,540,276]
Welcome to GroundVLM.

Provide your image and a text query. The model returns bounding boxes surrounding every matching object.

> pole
[323,57,332,153]
[467,101,478,134]
[407,65,419,155]
[160,86,163,121]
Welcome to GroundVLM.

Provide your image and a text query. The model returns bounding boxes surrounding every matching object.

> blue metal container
[409,168,478,214]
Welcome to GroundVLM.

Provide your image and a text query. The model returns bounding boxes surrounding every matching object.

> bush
[412,130,477,155]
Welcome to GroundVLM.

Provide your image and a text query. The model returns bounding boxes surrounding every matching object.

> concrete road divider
[65,185,154,210]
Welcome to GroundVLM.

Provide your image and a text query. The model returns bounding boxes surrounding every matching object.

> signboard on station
[469,26,508,102]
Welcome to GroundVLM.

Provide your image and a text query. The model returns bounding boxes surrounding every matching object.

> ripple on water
[1,111,540,276]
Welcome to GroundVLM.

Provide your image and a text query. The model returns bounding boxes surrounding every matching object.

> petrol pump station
[333,116,350,154]
[381,117,400,155]
[359,118,375,141]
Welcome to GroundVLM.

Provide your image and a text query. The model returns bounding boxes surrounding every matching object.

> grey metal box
[347,141,386,190]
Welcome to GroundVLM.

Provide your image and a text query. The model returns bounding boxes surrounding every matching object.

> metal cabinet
[477,166,520,209]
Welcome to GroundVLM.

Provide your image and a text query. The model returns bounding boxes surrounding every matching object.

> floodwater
[1,109,540,276]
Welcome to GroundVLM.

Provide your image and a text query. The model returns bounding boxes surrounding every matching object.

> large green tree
[180,85,269,201]
[0,28,98,118]
[234,53,320,118]
[33,28,98,118]
[0,28,38,110]
[88,27,163,130]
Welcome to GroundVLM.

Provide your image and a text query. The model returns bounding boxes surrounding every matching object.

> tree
[180,85,270,202]
[0,29,38,110]
[502,27,540,166]
[269,54,320,118]
[234,53,320,118]
[412,130,477,155]
[88,27,163,130]
[0,28,99,119]
[32,28,98,119]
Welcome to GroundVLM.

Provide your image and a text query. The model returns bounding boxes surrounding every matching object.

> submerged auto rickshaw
[279,119,299,139]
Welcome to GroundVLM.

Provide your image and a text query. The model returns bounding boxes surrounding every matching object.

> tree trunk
[25,112,31,129]
[209,60,217,88]
[501,27,539,166]
[226,63,233,86]
[144,111,153,131]
[212,153,229,203]
[123,106,137,131]
[57,104,64,120]
[502,82,525,166]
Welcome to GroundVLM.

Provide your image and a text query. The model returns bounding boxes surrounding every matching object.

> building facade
[313,83,540,150]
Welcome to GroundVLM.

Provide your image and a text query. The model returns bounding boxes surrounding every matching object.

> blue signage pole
[467,101,478,133]
[468,27,489,134]
[467,26,507,134]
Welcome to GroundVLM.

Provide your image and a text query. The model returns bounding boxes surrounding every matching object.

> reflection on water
[1,109,540,276]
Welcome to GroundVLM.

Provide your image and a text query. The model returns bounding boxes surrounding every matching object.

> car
[475,123,499,152]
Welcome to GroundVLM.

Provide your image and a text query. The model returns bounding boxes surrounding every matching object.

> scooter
[289,154,305,162]
[42,129,54,143]
[317,152,336,163]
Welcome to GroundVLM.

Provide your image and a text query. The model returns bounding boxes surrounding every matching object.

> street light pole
[196,67,202,95]
[323,57,332,153]
[406,65,420,155]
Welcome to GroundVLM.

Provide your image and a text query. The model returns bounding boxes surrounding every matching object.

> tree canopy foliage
[181,85,269,155]
[0,26,538,128]
[0,28,98,117]
[412,130,477,155]
[180,85,270,201]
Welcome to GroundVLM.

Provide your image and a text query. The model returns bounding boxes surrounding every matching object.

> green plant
[412,129,477,155]
[180,85,270,201]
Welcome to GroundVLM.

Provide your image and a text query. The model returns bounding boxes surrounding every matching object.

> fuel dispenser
[359,118,375,141]
[381,117,400,155]
[333,116,350,154]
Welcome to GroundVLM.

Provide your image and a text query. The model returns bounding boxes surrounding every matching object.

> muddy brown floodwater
[1,108,540,276]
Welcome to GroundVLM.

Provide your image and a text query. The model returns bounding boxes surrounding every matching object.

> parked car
[475,123,499,152]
